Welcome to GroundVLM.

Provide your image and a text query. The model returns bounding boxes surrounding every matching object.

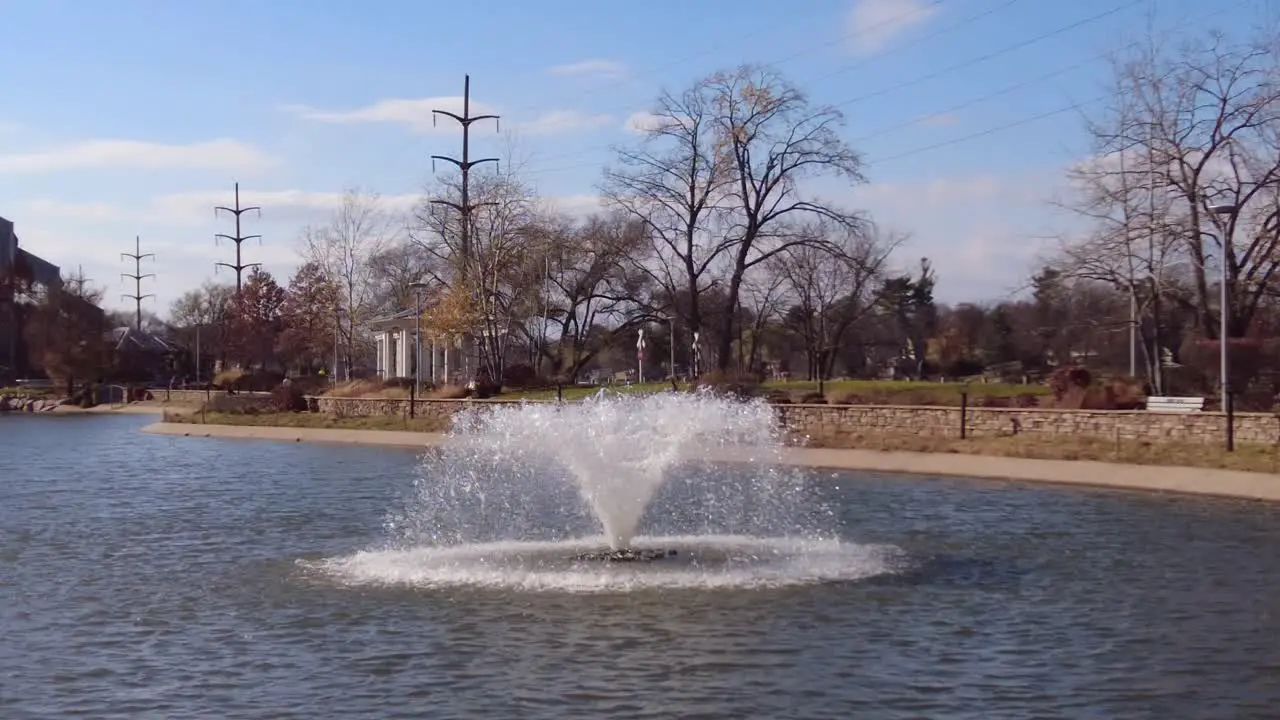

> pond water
[2,413,1279,719]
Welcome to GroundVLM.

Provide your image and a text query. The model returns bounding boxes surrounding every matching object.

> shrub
[798,391,827,404]
[1047,365,1092,401]
[1014,393,1040,408]
[382,377,416,389]
[502,363,540,389]
[944,358,985,378]
[271,382,308,413]
[694,370,761,399]
[212,368,245,391]
[325,379,385,398]
[830,393,868,405]
[289,375,331,396]
[764,389,792,404]
[430,385,470,400]
[979,395,1013,408]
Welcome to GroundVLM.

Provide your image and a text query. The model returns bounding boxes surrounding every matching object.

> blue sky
[0,0,1270,314]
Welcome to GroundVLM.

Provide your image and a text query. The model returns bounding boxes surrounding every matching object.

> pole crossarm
[120,235,156,330]
[213,182,264,292]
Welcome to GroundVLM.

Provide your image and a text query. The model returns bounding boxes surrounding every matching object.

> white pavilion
[367,309,463,384]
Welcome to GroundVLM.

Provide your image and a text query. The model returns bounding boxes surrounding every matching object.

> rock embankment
[0,394,67,413]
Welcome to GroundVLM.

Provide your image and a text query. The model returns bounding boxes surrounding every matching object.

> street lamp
[408,281,431,419]
[1207,200,1237,450]
[665,316,677,385]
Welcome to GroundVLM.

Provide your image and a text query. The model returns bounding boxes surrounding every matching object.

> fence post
[959,383,969,440]
[1225,385,1235,452]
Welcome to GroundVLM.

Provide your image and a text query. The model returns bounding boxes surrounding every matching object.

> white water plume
[327,391,895,593]
[412,391,791,550]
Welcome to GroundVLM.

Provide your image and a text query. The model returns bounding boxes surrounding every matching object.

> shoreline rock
[0,394,66,413]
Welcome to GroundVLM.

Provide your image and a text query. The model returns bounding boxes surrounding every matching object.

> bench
[1145,396,1206,413]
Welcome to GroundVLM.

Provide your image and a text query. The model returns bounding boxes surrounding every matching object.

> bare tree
[601,80,731,352]
[1070,30,1280,340]
[411,166,540,381]
[299,189,401,379]
[706,65,869,371]
[168,281,236,374]
[775,223,899,380]
[526,212,650,380]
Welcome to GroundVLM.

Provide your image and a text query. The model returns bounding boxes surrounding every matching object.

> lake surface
[3,413,1280,719]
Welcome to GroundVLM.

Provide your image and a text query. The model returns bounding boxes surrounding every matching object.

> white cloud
[544,194,606,218]
[546,59,628,80]
[283,96,501,134]
[845,0,939,56]
[0,138,273,175]
[18,189,421,228]
[622,111,679,134]
[287,97,605,137]
[519,110,613,136]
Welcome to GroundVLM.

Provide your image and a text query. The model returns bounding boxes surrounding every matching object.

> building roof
[367,308,420,331]
[1,216,62,288]
[109,326,175,354]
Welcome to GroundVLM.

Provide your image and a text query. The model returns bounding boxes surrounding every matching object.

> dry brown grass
[806,431,1280,474]
[164,410,451,433]
[323,379,410,399]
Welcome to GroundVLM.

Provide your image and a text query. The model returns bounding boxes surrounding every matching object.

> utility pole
[429,75,500,379]
[213,182,262,292]
[68,265,93,296]
[119,235,155,331]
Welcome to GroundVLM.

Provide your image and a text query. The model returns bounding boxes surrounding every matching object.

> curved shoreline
[141,422,1280,502]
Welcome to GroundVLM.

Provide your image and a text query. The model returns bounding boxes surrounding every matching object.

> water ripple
[2,415,1280,719]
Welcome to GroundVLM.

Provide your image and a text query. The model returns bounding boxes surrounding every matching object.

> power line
[517,0,1143,179]
[119,235,155,331]
[864,92,1112,165]
[518,0,1237,181]
[468,0,959,128]
[213,182,263,293]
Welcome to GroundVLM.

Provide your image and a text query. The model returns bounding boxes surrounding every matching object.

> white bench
[1146,396,1206,413]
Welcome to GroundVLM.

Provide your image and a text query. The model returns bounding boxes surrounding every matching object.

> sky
[1,0,1272,316]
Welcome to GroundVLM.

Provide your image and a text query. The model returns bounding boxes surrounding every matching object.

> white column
[397,330,409,377]
[374,333,383,379]
[430,338,438,384]
[380,333,389,379]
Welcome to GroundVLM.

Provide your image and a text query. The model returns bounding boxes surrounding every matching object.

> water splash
[404,391,792,550]
[318,391,894,592]
[311,535,901,593]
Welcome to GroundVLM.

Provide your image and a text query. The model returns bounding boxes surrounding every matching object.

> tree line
[12,26,1280,401]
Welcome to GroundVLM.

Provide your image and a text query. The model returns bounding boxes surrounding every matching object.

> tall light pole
[662,315,676,383]
[1208,200,1237,450]
[408,281,430,418]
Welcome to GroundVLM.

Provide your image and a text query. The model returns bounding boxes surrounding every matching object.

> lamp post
[408,281,430,419]
[1207,200,1237,451]
[662,315,676,384]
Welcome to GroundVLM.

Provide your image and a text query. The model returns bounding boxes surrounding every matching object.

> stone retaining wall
[774,404,1278,446]
[309,396,1279,446]
[311,396,524,423]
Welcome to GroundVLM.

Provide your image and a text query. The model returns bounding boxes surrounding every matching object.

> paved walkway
[141,422,1280,502]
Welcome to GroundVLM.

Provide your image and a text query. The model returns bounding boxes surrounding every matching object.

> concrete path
[141,422,1280,502]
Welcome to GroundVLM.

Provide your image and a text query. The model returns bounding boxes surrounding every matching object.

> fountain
[313,391,899,592]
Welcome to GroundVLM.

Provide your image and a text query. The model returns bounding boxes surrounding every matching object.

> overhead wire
[515,0,1243,180]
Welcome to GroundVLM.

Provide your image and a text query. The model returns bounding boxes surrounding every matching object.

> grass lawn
[814,431,1280,474]
[494,379,1047,405]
